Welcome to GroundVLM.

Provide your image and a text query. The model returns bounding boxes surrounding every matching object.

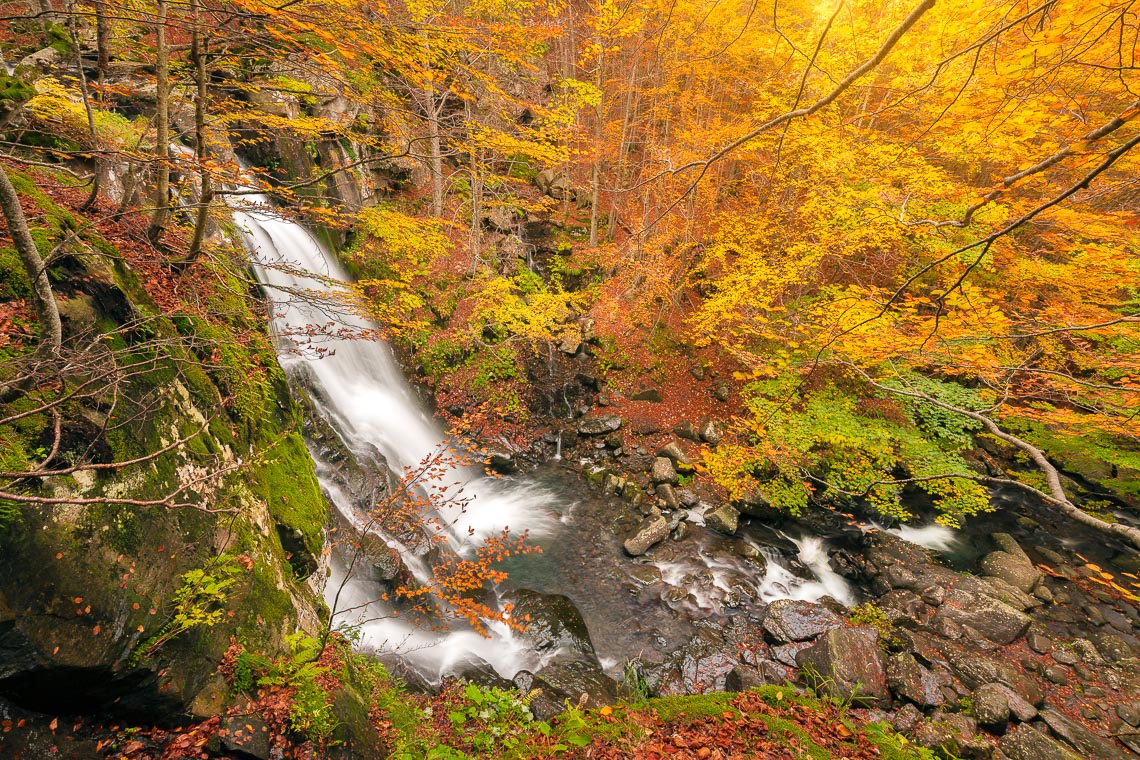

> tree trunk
[68,1,101,211]
[0,164,61,356]
[184,0,211,266]
[587,27,604,247]
[427,88,444,217]
[147,0,171,245]
[94,0,111,94]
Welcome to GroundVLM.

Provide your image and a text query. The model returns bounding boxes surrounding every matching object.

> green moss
[250,431,325,553]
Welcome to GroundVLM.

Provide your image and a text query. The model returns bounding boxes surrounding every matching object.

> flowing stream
[231,196,951,683]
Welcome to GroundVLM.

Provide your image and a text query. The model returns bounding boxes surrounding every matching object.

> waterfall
[232,194,558,679]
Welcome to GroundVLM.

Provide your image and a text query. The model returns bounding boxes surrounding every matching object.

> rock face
[577,412,623,435]
[795,627,890,706]
[518,660,619,720]
[623,515,670,556]
[762,600,843,643]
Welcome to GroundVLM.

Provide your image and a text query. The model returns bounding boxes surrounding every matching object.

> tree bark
[0,164,61,356]
[184,0,211,266]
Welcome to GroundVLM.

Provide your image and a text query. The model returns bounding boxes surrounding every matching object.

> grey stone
[655,483,679,509]
[888,652,944,707]
[947,652,1043,706]
[1040,707,1130,760]
[892,703,923,734]
[698,418,723,445]
[651,457,678,485]
[993,533,1032,563]
[762,599,843,643]
[1115,702,1140,727]
[1001,725,1084,760]
[623,515,670,556]
[1043,664,1068,685]
[973,683,1011,726]
[933,588,1031,645]
[577,413,623,435]
[1027,630,1054,654]
[631,387,663,402]
[795,626,890,706]
[703,503,739,535]
[674,421,700,441]
[979,551,1043,593]
[655,441,692,467]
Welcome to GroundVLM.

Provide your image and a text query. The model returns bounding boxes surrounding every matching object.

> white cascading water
[232,194,559,679]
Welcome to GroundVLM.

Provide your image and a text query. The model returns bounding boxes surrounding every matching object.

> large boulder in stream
[510,590,595,657]
[795,626,890,706]
[623,514,670,556]
[703,503,739,535]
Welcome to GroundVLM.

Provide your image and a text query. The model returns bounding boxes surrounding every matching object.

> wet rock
[893,703,923,734]
[770,641,814,667]
[1090,631,1134,663]
[623,515,670,556]
[220,714,271,760]
[446,656,515,691]
[656,441,692,467]
[698,419,723,445]
[1001,724,1084,760]
[628,564,663,586]
[677,488,699,507]
[1027,630,1054,654]
[762,599,843,643]
[713,382,730,402]
[674,420,701,441]
[912,720,958,755]
[703,503,739,535]
[511,590,595,656]
[947,652,1043,706]
[631,387,663,403]
[1040,707,1130,760]
[736,488,777,519]
[973,683,1011,727]
[531,659,618,711]
[656,635,739,696]
[887,652,944,707]
[724,665,767,692]
[577,413,622,435]
[486,449,517,473]
[651,457,678,485]
[932,588,1031,645]
[795,626,890,706]
[979,551,1043,593]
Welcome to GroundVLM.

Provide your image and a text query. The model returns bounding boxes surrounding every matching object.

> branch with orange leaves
[627,0,936,229]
